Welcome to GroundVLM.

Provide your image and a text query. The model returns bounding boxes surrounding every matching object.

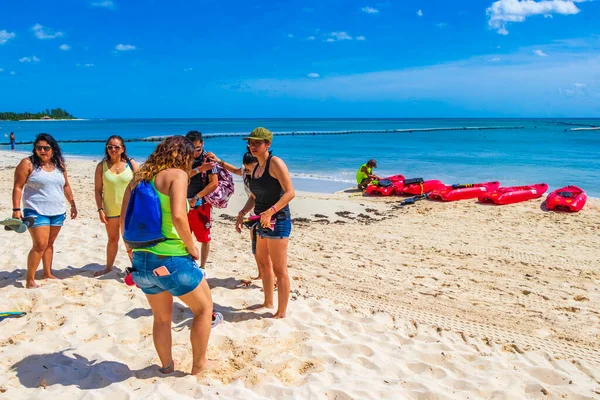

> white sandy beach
[0,149,599,399]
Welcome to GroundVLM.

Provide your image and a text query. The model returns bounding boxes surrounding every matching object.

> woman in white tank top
[11,133,77,289]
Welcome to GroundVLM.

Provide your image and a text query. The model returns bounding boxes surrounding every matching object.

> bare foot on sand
[247,302,274,310]
[191,359,218,375]
[251,275,262,280]
[41,274,59,280]
[273,312,286,319]
[94,268,112,277]
[26,280,39,289]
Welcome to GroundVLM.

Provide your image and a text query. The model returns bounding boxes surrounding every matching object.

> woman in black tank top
[236,127,295,319]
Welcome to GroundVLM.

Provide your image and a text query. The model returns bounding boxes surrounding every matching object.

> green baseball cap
[242,127,273,142]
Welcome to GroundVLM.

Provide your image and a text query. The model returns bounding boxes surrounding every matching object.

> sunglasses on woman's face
[248,140,265,147]
[35,145,52,152]
[106,145,122,150]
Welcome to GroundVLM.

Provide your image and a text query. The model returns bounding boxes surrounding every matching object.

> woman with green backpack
[121,135,214,375]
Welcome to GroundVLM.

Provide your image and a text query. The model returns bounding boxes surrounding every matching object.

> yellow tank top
[102,160,134,217]
[356,163,372,184]
[133,180,189,257]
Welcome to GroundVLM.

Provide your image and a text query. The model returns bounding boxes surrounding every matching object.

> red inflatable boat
[429,181,501,201]
[365,175,405,196]
[545,185,587,212]
[478,183,548,205]
[402,179,445,195]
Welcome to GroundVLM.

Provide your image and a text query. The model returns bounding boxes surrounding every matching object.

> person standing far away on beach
[356,159,380,191]
[9,132,16,151]
[11,133,78,288]
[185,130,218,270]
[235,127,295,318]
[121,136,213,375]
[207,149,263,280]
[93,135,138,277]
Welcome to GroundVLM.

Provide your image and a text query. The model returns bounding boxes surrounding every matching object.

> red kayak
[402,179,445,195]
[429,181,501,201]
[365,175,405,196]
[478,183,548,205]
[545,185,587,212]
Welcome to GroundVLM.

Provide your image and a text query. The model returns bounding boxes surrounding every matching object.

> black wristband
[12,208,21,211]
[98,208,104,212]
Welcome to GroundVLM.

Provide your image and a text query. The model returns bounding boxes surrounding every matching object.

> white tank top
[23,166,66,216]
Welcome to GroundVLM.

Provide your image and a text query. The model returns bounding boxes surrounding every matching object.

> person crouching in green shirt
[356,159,380,191]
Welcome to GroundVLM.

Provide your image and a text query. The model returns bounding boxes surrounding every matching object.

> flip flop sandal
[211,312,223,329]
[0,311,27,318]
[2,217,36,233]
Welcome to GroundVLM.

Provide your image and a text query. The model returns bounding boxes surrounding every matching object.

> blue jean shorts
[131,252,205,296]
[23,208,66,228]
[261,216,292,239]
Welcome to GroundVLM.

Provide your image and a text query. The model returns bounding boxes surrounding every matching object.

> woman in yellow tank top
[94,135,138,277]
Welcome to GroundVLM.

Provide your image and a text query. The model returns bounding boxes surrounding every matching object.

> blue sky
[0,0,598,118]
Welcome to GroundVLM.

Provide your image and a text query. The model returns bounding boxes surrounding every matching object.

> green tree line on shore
[0,108,76,121]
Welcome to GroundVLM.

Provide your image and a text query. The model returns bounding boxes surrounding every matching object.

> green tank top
[356,163,372,184]
[133,180,189,256]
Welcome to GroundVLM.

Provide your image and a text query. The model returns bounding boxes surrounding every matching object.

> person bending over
[356,159,379,191]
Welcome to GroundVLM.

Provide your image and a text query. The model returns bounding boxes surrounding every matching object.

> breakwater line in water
[0,125,525,146]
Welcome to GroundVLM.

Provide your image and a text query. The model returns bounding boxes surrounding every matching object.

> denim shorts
[23,208,66,228]
[131,252,205,296]
[261,216,292,239]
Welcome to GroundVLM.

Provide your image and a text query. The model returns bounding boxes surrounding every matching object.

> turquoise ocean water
[1,118,599,196]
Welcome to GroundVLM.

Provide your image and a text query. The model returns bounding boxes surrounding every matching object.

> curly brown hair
[131,136,195,187]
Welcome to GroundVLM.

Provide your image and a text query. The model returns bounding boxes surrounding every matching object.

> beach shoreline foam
[1,149,599,398]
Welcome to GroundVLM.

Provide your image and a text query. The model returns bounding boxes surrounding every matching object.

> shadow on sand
[0,264,124,289]
[10,350,185,390]
[126,300,270,326]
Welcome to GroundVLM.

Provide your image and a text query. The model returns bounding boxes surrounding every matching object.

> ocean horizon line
[4,117,600,122]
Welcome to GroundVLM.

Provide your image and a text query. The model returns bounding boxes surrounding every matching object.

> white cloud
[31,23,64,39]
[561,82,588,96]
[59,44,71,51]
[534,49,548,56]
[326,31,354,42]
[486,0,585,35]
[19,56,40,63]
[10,71,16,75]
[184,67,193,72]
[307,36,316,40]
[0,68,3,72]
[417,9,423,16]
[361,6,379,13]
[491,57,501,61]
[356,36,366,41]
[91,0,115,9]
[0,30,16,44]
[307,72,320,78]
[287,33,294,38]
[437,23,448,28]
[76,63,95,67]
[115,44,135,51]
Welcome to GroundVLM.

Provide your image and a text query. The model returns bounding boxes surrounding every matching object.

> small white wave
[290,172,355,184]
